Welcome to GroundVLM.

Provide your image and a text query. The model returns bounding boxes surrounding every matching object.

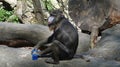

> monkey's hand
[31,48,41,60]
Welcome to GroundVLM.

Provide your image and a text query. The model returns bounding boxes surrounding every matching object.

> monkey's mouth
[48,16,55,24]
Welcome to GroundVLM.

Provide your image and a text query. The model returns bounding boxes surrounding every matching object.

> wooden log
[0,22,90,52]
[0,22,52,45]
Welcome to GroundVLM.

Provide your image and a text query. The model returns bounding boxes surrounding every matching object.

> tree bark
[32,0,45,24]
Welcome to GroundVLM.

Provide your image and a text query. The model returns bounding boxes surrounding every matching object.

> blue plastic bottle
[31,49,40,60]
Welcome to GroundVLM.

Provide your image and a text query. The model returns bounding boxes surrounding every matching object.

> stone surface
[1,24,120,67]
[92,24,120,60]
[0,45,120,67]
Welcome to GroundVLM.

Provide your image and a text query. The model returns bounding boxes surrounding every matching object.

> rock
[0,45,120,67]
[76,31,90,53]
[1,27,120,67]
[88,24,120,61]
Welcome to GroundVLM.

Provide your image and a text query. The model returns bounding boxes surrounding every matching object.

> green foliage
[42,0,55,11]
[0,7,19,23]
[7,15,19,23]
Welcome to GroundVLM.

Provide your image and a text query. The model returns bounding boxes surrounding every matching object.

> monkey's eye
[48,16,55,24]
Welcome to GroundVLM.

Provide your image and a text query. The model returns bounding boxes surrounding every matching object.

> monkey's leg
[40,40,69,64]
[90,25,99,49]
[45,40,70,63]
[39,41,60,64]
[44,44,60,64]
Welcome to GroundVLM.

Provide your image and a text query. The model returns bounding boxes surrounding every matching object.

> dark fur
[34,10,79,64]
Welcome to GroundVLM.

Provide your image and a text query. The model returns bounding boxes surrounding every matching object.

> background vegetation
[0,7,19,23]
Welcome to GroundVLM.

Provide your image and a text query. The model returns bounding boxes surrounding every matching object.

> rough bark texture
[14,0,36,24]
[32,0,45,24]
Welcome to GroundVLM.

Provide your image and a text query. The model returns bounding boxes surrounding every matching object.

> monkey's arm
[34,34,54,49]
[34,39,48,49]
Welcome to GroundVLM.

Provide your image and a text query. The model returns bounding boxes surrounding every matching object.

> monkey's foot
[45,58,59,64]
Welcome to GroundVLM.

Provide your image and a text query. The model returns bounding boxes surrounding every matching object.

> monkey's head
[48,10,64,31]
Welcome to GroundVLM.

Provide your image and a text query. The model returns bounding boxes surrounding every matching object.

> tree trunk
[32,0,45,24]
[0,22,51,44]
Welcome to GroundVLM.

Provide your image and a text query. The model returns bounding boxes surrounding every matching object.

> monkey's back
[54,18,79,58]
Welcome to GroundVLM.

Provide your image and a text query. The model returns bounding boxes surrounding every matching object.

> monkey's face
[48,16,56,31]
[48,10,64,31]
[48,16,55,25]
